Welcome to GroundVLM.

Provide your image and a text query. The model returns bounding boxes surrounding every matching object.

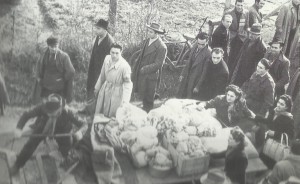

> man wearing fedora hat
[230,23,267,87]
[87,19,114,100]
[34,35,75,104]
[264,40,290,101]
[9,94,87,175]
[132,22,167,112]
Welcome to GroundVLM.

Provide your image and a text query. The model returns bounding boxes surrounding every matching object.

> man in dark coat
[200,48,229,100]
[264,40,290,101]
[0,72,10,115]
[248,0,265,27]
[242,58,275,117]
[35,36,75,103]
[287,68,300,137]
[132,23,167,112]
[211,14,232,62]
[86,19,114,100]
[177,32,212,100]
[273,0,300,76]
[230,23,267,87]
[10,94,87,175]
[226,0,250,77]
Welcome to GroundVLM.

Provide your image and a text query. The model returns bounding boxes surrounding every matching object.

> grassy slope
[0,0,45,105]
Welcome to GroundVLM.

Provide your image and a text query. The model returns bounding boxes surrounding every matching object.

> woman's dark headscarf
[230,126,246,150]
[279,94,293,113]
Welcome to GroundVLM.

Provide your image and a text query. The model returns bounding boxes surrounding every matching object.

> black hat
[247,23,262,35]
[46,35,59,46]
[269,38,284,47]
[95,19,109,30]
[44,94,63,114]
[146,23,165,34]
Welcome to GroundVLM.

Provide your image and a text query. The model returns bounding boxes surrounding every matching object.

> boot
[59,149,81,170]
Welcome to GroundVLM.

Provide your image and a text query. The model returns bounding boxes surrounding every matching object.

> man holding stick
[9,94,87,175]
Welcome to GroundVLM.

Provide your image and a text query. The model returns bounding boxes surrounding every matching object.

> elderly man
[177,32,212,100]
[10,94,87,175]
[264,40,290,101]
[242,58,275,117]
[200,48,229,100]
[87,19,114,100]
[226,0,250,75]
[273,0,300,75]
[249,0,265,27]
[35,36,75,103]
[211,14,233,62]
[132,23,167,112]
[230,23,267,87]
[94,43,133,117]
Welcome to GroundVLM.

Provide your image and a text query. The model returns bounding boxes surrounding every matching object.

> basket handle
[280,133,289,146]
[265,130,270,139]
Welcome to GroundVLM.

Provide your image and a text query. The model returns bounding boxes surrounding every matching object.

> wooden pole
[10,10,15,63]
[108,0,117,36]
[224,0,232,12]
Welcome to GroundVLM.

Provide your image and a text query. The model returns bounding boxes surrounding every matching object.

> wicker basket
[163,135,210,176]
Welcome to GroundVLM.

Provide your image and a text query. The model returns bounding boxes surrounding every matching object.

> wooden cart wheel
[177,48,191,66]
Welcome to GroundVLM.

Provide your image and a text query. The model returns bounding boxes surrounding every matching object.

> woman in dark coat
[211,126,248,184]
[254,94,294,168]
[225,127,248,184]
[198,84,255,129]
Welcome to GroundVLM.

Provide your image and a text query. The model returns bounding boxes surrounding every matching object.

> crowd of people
[0,0,299,183]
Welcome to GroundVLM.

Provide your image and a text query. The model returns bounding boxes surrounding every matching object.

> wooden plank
[0,148,25,184]
[23,157,41,184]
[41,154,59,184]
[36,153,48,184]
[61,175,77,184]
[56,161,79,184]
[0,151,11,184]
[134,156,267,184]
[246,157,268,174]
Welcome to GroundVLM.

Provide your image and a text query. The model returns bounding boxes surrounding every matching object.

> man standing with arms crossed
[132,23,167,112]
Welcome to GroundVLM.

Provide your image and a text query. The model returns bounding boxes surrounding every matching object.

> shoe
[9,164,20,176]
